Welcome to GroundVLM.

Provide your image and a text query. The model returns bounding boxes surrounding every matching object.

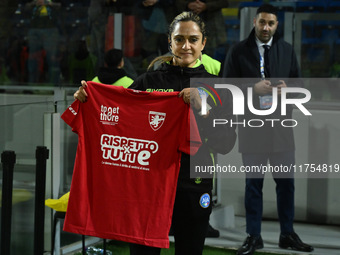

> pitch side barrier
[1,147,49,255]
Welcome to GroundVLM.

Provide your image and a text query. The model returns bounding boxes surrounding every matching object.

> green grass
[74,240,283,255]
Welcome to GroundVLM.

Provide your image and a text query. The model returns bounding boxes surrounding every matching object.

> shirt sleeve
[61,100,81,133]
[179,107,202,155]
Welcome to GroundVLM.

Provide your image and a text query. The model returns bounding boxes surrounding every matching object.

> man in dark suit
[223,4,313,255]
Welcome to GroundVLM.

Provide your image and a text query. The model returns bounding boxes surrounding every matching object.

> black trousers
[130,190,212,255]
[242,151,295,236]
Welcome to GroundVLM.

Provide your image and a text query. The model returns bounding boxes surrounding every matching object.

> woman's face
[170,21,206,67]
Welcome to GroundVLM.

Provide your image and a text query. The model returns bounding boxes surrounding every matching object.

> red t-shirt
[61,82,201,248]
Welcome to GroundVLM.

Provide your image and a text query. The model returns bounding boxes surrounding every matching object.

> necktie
[263,45,270,78]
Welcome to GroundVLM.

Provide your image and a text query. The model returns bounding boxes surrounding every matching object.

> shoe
[237,235,263,255]
[279,232,314,252]
[206,224,220,238]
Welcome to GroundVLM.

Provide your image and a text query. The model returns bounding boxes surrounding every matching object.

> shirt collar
[193,59,202,68]
[166,59,202,68]
[255,36,273,48]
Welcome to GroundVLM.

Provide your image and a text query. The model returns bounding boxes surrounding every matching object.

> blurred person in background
[24,0,61,85]
[92,48,133,87]
[176,0,229,58]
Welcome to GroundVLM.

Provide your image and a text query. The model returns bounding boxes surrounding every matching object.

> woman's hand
[73,80,88,103]
[178,88,202,110]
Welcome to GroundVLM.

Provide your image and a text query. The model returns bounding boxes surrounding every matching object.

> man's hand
[254,79,272,95]
[254,79,287,95]
[275,80,287,95]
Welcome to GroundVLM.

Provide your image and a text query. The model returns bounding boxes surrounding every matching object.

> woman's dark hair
[168,11,206,42]
[148,11,206,70]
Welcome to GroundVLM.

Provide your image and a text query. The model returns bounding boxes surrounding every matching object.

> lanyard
[259,51,265,79]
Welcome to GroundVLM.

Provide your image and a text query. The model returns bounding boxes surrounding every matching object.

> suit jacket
[223,28,301,153]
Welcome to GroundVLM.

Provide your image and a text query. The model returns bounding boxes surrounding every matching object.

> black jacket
[223,29,301,153]
[130,62,236,192]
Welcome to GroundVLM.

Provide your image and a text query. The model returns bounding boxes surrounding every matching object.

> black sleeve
[128,74,145,91]
[280,43,303,98]
[223,44,258,94]
[289,48,301,79]
[222,44,239,78]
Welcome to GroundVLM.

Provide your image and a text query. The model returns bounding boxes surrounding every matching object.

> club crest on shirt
[149,111,166,131]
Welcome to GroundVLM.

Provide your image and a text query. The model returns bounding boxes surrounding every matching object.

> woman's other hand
[73,80,88,103]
